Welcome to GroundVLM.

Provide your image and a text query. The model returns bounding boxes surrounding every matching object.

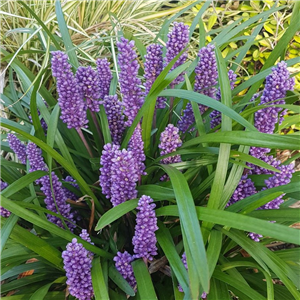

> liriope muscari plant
[1,6,300,300]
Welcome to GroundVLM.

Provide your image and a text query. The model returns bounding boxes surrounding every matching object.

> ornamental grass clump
[1,2,300,299]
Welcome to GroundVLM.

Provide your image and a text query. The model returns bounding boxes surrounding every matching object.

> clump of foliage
[1,1,300,300]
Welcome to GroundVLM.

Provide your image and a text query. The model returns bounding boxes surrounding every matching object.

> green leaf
[160,165,209,293]
[220,228,300,298]
[0,217,63,268]
[156,205,300,245]
[159,89,256,131]
[29,282,53,300]
[156,222,189,294]
[202,46,233,241]
[213,268,266,300]
[132,259,157,300]
[1,171,47,198]
[92,257,109,300]
[95,199,138,231]
[230,150,280,173]
[99,104,112,144]
[1,292,65,300]
[182,131,299,151]
[108,265,135,297]
[46,104,60,168]
[55,0,78,68]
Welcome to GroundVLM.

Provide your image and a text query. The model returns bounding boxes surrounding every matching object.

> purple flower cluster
[0,181,10,218]
[178,44,218,133]
[194,44,218,99]
[250,61,294,158]
[144,44,166,109]
[26,142,48,183]
[261,163,295,210]
[99,143,120,199]
[114,251,136,289]
[159,124,182,164]
[96,58,112,100]
[132,195,158,260]
[99,143,139,207]
[210,70,237,129]
[102,95,125,145]
[226,175,257,207]
[128,125,146,176]
[76,66,101,112]
[165,22,189,85]
[117,37,144,127]
[62,229,94,300]
[27,142,76,230]
[7,133,27,164]
[51,51,88,130]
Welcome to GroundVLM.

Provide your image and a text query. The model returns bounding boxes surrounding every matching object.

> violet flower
[76,66,101,112]
[102,95,125,145]
[250,61,294,158]
[165,22,189,85]
[128,124,146,176]
[7,133,27,164]
[178,44,218,133]
[144,43,166,109]
[96,58,112,100]
[114,251,136,289]
[51,51,88,130]
[99,143,139,207]
[117,37,144,127]
[62,229,94,300]
[132,195,158,261]
[159,124,182,165]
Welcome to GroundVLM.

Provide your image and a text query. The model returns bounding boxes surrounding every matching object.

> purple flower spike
[117,37,144,127]
[165,22,189,85]
[100,143,140,206]
[26,142,48,183]
[194,44,218,98]
[159,124,182,164]
[178,44,218,133]
[262,163,294,210]
[102,95,125,145]
[62,229,94,300]
[128,124,146,176]
[96,58,112,100]
[110,148,139,207]
[132,195,158,261]
[0,181,10,218]
[7,133,27,164]
[76,66,101,112]
[99,143,120,199]
[114,251,136,290]
[51,51,88,130]
[226,175,257,207]
[250,61,294,158]
[144,44,166,109]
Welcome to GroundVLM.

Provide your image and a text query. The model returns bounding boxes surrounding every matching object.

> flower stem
[77,128,93,157]
[91,111,104,145]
